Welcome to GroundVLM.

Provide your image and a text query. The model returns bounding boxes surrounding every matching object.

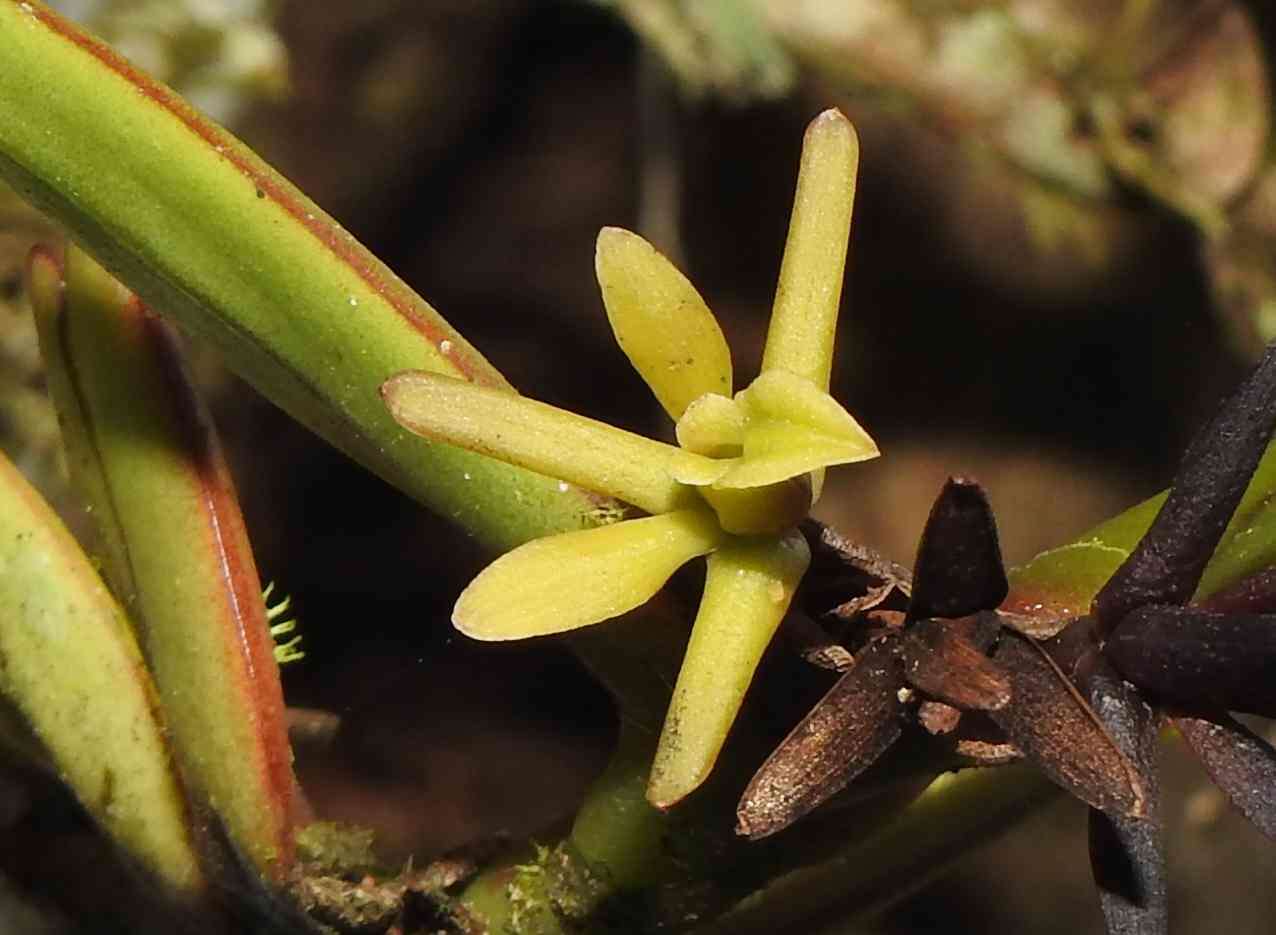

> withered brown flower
[738,343,1276,935]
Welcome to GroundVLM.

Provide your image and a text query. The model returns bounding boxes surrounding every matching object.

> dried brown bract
[738,344,1276,935]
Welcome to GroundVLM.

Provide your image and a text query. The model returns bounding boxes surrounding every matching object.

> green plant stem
[0,0,600,554]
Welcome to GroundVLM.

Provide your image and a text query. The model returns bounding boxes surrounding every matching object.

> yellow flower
[382,109,876,806]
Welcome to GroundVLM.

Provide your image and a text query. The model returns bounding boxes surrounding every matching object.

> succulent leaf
[454,509,725,640]
[648,529,810,808]
[0,447,204,895]
[595,227,733,420]
[383,370,711,516]
[31,244,298,879]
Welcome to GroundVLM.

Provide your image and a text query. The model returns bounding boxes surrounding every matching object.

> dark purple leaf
[1093,343,1276,632]
[1089,808,1167,935]
[1174,710,1276,839]
[1106,606,1276,718]
[1084,665,1166,935]
[989,632,1147,817]
[737,636,903,840]
[908,477,1008,622]
[1197,566,1276,615]
[900,616,1010,711]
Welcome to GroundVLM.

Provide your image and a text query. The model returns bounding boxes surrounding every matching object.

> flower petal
[675,392,745,458]
[712,421,879,489]
[699,477,812,535]
[761,109,859,391]
[595,227,732,420]
[383,370,708,516]
[454,509,725,640]
[712,370,878,489]
[647,530,810,808]
[738,369,871,441]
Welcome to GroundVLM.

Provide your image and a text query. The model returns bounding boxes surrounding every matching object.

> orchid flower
[382,109,875,807]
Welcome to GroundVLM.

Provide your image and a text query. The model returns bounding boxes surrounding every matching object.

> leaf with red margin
[29,245,297,882]
[0,0,605,554]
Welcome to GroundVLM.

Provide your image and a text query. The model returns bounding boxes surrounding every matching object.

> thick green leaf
[596,227,733,421]
[648,530,810,808]
[454,510,725,640]
[0,448,203,894]
[0,0,598,553]
[1007,442,1276,618]
[30,245,297,879]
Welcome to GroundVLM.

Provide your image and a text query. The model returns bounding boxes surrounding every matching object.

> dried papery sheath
[990,633,1146,818]
[1106,606,1276,717]
[908,477,1008,622]
[737,636,902,839]
[900,616,1010,711]
[1094,343,1276,630]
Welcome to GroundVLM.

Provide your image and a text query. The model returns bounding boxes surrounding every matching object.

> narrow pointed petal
[737,635,902,839]
[910,478,1008,622]
[762,110,859,390]
[1085,665,1166,935]
[595,227,732,420]
[383,370,707,516]
[1094,343,1276,631]
[454,510,724,640]
[1106,606,1276,717]
[675,392,745,458]
[990,633,1147,817]
[32,246,297,879]
[648,531,810,808]
[0,447,204,895]
[1174,711,1276,839]
[901,616,1010,711]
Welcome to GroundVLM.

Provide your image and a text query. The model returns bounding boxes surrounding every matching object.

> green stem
[0,0,601,553]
